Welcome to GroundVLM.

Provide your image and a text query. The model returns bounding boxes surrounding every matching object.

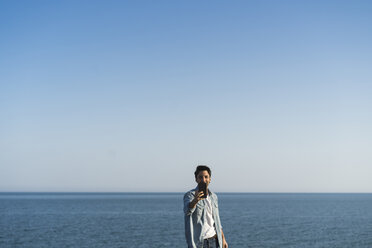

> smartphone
[198,182,208,198]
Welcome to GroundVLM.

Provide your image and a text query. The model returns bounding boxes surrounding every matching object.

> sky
[1,0,372,192]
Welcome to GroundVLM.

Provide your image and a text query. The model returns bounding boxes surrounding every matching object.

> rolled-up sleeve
[183,192,196,216]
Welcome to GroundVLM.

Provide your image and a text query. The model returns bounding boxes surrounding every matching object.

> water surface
[1,192,372,247]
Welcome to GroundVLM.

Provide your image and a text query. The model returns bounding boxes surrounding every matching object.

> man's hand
[222,239,228,248]
[194,190,204,202]
[188,190,204,209]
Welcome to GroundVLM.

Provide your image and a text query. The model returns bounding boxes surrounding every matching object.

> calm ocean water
[1,192,372,248]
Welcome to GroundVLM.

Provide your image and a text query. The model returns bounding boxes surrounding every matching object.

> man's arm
[221,228,228,248]
[183,190,204,216]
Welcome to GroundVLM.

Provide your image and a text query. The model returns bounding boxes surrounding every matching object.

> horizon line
[1,191,372,194]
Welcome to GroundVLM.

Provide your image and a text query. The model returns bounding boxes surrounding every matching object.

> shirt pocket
[212,201,219,216]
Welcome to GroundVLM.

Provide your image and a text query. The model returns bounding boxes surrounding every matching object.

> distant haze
[1,1,372,192]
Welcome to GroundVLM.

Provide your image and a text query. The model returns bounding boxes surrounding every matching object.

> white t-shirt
[202,194,217,239]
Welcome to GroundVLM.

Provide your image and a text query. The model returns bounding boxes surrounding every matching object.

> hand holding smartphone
[198,182,208,198]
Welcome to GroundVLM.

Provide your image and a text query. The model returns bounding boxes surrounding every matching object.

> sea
[1,192,372,248]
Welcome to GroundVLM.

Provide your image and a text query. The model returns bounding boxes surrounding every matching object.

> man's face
[195,170,211,186]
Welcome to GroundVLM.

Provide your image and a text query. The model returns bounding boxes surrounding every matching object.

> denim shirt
[184,187,223,248]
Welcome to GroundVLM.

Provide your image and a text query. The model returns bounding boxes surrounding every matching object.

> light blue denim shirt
[184,187,223,248]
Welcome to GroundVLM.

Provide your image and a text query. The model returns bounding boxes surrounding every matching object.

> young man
[184,165,228,248]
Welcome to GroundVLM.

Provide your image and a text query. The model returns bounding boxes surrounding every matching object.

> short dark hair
[194,165,212,179]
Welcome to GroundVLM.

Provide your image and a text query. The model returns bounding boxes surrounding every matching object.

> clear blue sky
[1,0,371,192]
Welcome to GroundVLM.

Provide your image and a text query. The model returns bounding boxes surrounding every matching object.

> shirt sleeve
[183,191,196,216]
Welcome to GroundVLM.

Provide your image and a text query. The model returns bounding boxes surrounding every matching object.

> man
[184,165,228,248]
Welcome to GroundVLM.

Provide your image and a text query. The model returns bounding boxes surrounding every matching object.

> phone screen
[198,182,208,198]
